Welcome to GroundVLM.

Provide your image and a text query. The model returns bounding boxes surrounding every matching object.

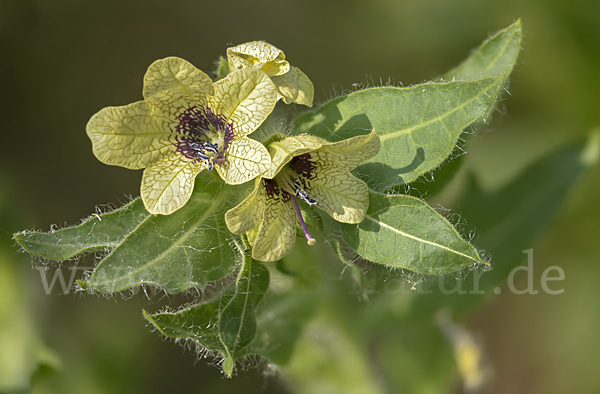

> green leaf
[13,198,150,260]
[444,19,522,80]
[341,191,486,274]
[218,258,269,376]
[375,132,598,316]
[396,20,523,197]
[15,175,240,294]
[393,153,466,199]
[144,256,269,377]
[295,77,503,189]
[78,175,237,293]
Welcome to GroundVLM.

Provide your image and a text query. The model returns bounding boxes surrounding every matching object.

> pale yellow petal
[141,152,205,215]
[304,170,370,223]
[225,178,265,235]
[250,191,297,262]
[215,137,271,185]
[143,57,214,118]
[271,66,315,107]
[227,41,290,77]
[264,134,326,178]
[208,69,278,137]
[86,101,177,169]
[315,130,380,171]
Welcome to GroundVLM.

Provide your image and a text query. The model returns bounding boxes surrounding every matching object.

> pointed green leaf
[144,256,269,377]
[391,20,523,197]
[295,77,503,189]
[15,174,238,294]
[341,191,485,274]
[13,199,150,260]
[374,133,598,315]
[444,19,522,80]
[144,300,223,349]
[83,192,235,293]
[218,258,269,376]
[78,175,238,293]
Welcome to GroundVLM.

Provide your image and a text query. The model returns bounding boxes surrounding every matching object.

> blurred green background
[1,0,598,393]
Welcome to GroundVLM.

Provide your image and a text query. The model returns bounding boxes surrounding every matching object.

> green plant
[13,20,597,392]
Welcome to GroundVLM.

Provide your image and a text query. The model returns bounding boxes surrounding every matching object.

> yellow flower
[87,57,278,215]
[227,41,314,107]
[225,130,380,262]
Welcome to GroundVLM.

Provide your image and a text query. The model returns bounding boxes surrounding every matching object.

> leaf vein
[90,193,226,287]
[364,214,482,264]
[379,79,500,142]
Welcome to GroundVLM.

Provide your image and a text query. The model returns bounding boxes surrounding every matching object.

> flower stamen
[289,193,316,246]
[176,106,234,170]
[293,179,318,205]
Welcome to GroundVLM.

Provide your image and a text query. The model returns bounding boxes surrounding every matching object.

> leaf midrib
[379,78,501,142]
[14,200,151,258]
[218,255,254,361]
[482,26,519,73]
[363,214,484,264]
[90,193,226,287]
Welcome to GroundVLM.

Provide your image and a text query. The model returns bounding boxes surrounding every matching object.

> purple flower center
[263,179,291,203]
[279,153,318,205]
[288,153,316,180]
[175,106,234,170]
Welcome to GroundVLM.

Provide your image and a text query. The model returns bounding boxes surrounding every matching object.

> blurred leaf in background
[0,236,61,393]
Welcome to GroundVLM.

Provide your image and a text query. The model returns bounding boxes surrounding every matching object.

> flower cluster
[87,41,379,261]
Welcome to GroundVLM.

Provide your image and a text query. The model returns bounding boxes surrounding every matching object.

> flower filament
[289,193,316,245]
[270,153,319,244]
